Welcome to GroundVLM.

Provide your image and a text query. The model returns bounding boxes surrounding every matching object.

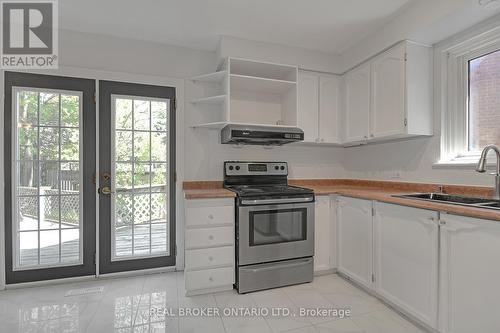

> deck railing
[19,185,167,227]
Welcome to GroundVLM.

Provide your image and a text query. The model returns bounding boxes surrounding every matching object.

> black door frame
[98,80,176,274]
[4,71,96,284]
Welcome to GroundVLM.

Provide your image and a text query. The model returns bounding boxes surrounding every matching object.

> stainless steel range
[224,161,315,293]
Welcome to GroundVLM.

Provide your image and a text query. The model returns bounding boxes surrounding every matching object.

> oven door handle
[247,258,314,273]
[241,197,314,205]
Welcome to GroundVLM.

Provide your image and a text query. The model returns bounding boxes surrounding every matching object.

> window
[468,49,500,152]
[438,25,500,165]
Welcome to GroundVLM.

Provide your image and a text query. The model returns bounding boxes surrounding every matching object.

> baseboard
[314,268,337,276]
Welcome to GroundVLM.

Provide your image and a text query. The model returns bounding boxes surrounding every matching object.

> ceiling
[59,0,415,54]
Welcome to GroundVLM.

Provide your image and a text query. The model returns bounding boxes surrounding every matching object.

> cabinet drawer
[185,227,233,249]
[185,267,234,291]
[186,205,234,227]
[185,246,234,270]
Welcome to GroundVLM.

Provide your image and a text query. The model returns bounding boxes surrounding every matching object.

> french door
[98,81,176,274]
[4,72,96,283]
[3,73,176,283]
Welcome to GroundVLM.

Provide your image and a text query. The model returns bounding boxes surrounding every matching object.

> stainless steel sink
[393,193,500,210]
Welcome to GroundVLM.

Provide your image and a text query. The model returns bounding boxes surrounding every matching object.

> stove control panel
[225,161,288,176]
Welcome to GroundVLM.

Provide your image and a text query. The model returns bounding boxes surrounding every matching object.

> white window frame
[110,94,170,261]
[438,25,500,165]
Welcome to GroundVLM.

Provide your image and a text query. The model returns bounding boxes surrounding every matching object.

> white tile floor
[0,272,428,333]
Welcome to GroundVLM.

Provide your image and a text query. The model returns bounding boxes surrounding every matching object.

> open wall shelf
[188,57,298,129]
[190,94,227,105]
[230,74,296,94]
[190,71,227,84]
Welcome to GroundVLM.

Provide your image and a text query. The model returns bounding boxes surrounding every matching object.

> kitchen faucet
[476,144,500,200]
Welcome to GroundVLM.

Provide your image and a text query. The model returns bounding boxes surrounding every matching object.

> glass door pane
[13,88,83,270]
[111,95,169,260]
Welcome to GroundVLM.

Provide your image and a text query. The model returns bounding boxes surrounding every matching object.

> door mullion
[37,92,41,266]
[58,93,62,264]
[131,99,135,257]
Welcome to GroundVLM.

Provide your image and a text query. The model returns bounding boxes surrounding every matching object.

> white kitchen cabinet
[370,43,406,138]
[298,71,319,142]
[343,63,371,143]
[374,202,438,329]
[337,196,373,289]
[314,195,336,273]
[319,75,341,144]
[184,198,235,296]
[439,214,500,333]
[298,71,341,144]
[342,40,432,145]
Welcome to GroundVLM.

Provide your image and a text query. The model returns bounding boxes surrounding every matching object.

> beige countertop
[183,179,500,222]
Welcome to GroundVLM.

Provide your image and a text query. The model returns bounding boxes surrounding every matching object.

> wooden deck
[19,224,167,267]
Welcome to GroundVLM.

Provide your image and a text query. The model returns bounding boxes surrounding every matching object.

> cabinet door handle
[208,214,214,220]
[208,235,214,240]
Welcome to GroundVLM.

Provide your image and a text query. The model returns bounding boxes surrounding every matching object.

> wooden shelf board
[190,71,227,83]
[230,74,296,94]
[229,57,297,81]
[190,94,227,105]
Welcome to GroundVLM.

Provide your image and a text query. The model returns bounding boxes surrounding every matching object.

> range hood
[221,124,304,146]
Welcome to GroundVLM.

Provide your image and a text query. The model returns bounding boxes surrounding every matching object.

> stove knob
[274,166,279,170]
[228,166,234,171]
[235,166,240,170]
[280,166,285,170]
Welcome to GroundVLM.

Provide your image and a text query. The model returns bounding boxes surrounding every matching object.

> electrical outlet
[391,170,402,179]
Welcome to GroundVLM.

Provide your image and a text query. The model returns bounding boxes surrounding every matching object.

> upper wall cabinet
[342,40,433,145]
[188,57,298,129]
[298,71,341,144]
[343,63,371,143]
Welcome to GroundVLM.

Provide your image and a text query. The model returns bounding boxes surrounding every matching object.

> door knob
[98,186,113,195]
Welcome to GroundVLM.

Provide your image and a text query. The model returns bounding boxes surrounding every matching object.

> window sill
[433,161,478,169]
[433,159,496,169]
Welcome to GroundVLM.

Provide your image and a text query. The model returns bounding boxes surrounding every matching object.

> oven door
[238,197,314,266]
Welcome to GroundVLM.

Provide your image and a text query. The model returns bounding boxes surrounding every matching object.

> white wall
[342,137,493,186]
[218,36,343,73]
[60,29,216,78]
[185,129,345,180]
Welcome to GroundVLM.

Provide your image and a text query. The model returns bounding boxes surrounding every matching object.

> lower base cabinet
[314,195,336,273]
[337,196,373,289]
[374,202,438,329]
[439,214,500,333]
[184,198,235,296]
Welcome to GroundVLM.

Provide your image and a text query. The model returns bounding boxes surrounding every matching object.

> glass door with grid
[98,81,176,274]
[4,72,96,284]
